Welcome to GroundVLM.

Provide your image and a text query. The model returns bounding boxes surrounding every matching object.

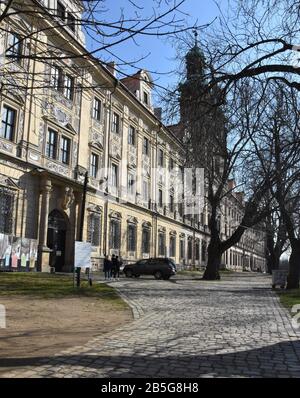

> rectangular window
[127,224,136,252]
[178,202,183,217]
[169,236,176,258]
[158,233,165,256]
[169,158,174,170]
[57,1,66,20]
[158,149,164,166]
[158,189,163,208]
[67,13,76,31]
[90,153,99,178]
[87,213,101,247]
[180,239,185,259]
[93,98,101,121]
[188,240,193,260]
[195,241,200,260]
[0,188,14,234]
[128,125,135,145]
[46,129,57,159]
[110,220,120,249]
[60,136,70,164]
[64,74,74,100]
[6,32,22,62]
[1,105,16,141]
[202,241,207,262]
[127,173,135,195]
[50,65,62,90]
[142,180,149,202]
[111,164,118,187]
[169,195,174,213]
[143,137,149,156]
[142,228,150,254]
[112,112,120,134]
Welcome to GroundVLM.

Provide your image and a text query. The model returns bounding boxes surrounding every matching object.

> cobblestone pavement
[1,273,300,378]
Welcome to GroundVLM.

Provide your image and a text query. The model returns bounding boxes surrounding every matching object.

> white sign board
[74,241,91,269]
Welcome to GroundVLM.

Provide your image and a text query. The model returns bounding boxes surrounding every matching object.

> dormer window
[67,13,76,32]
[57,1,66,20]
[143,91,149,105]
[6,32,22,63]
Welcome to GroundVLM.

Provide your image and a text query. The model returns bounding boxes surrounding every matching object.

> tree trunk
[266,247,281,274]
[202,237,222,280]
[287,243,300,290]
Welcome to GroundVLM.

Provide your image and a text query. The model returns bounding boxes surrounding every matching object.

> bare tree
[265,208,288,274]
[248,83,300,288]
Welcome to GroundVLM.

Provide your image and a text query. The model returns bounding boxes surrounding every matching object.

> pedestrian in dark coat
[115,256,121,279]
[111,254,118,280]
[103,255,112,280]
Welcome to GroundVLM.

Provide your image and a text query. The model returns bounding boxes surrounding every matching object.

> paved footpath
[2,273,300,378]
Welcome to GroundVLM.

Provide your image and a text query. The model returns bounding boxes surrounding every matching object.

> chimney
[107,62,116,77]
[154,107,162,121]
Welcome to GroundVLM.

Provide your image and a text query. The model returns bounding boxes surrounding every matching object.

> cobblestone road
[2,273,300,378]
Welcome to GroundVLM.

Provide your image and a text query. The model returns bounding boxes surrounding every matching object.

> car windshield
[169,259,176,268]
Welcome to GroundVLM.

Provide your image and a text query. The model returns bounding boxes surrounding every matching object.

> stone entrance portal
[47,209,68,272]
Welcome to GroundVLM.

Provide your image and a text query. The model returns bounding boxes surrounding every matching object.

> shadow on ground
[1,340,300,378]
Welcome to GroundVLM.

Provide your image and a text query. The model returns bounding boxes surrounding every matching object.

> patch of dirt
[0,296,132,375]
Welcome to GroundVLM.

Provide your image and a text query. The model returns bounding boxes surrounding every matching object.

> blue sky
[86,0,224,103]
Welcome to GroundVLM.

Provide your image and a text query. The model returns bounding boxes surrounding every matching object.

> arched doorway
[47,209,68,272]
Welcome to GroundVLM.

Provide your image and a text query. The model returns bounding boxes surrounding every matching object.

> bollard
[75,266,81,287]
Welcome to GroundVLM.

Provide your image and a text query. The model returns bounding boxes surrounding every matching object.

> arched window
[169,235,176,258]
[142,228,150,254]
[158,232,165,256]
[110,219,120,249]
[127,224,136,252]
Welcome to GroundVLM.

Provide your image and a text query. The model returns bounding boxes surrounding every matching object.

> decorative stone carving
[90,129,104,148]
[46,161,69,176]
[109,210,122,219]
[127,216,138,224]
[87,204,102,213]
[61,187,75,210]
[128,145,137,167]
[0,140,13,153]
[74,165,87,182]
[110,133,121,158]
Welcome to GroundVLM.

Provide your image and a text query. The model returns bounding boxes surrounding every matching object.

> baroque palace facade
[0,0,266,272]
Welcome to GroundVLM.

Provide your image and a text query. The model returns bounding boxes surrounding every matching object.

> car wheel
[134,274,140,278]
[154,271,163,280]
[125,269,133,278]
[163,275,170,280]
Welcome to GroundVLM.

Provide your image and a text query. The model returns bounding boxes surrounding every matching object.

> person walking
[103,255,112,280]
[111,254,118,280]
[115,255,122,280]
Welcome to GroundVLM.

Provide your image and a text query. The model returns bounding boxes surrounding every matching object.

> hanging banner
[11,237,21,269]
[0,234,11,268]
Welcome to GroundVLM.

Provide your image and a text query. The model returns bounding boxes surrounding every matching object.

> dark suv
[123,258,177,280]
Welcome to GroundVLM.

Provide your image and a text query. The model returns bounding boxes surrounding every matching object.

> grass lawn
[277,289,300,312]
[0,272,127,308]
